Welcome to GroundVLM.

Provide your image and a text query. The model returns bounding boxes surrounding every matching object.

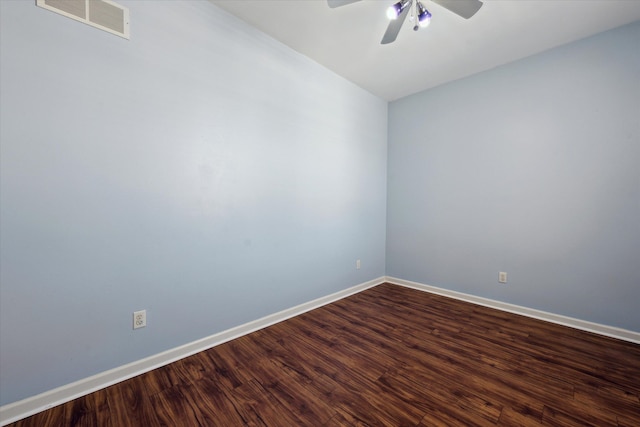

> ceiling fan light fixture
[386,0,411,20]
[416,2,432,27]
[327,0,484,45]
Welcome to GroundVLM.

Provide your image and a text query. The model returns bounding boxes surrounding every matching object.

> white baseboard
[385,276,640,345]
[0,276,385,426]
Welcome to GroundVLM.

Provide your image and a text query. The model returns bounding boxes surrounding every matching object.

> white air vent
[36,0,129,39]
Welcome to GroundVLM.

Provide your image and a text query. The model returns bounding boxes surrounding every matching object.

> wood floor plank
[322,373,425,426]
[378,368,502,426]
[11,404,67,427]
[573,386,640,422]
[617,412,640,427]
[148,385,202,426]
[140,362,189,397]
[104,377,160,427]
[244,330,318,385]
[497,404,544,426]
[229,379,306,427]
[7,283,640,426]
[179,378,250,426]
[197,348,246,391]
[541,404,617,427]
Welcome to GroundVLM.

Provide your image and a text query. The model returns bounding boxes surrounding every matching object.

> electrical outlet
[133,310,146,329]
[356,259,361,270]
[499,272,507,283]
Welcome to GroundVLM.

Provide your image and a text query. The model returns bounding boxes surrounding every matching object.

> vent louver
[36,0,129,39]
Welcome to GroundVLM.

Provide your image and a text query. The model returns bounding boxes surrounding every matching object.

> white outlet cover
[133,310,146,329]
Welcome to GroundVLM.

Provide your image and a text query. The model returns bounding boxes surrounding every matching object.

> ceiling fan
[327,0,483,44]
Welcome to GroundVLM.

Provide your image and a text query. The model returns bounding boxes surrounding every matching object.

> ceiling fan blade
[431,0,483,19]
[381,4,411,45]
[327,0,362,8]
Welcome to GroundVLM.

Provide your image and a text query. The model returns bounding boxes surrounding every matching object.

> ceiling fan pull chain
[412,0,419,31]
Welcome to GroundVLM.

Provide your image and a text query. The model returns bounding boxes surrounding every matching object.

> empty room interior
[0,0,639,425]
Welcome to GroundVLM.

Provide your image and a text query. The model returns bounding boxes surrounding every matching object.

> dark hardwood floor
[9,283,640,426]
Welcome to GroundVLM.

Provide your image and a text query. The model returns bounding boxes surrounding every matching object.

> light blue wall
[387,22,640,331]
[0,1,387,405]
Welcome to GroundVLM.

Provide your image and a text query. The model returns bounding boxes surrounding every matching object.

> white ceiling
[209,0,640,101]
